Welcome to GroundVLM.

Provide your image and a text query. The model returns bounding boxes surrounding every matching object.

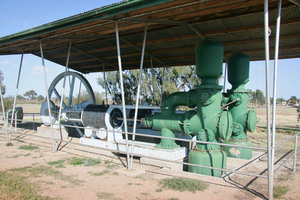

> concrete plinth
[140,157,184,171]
[36,125,69,140]
[79,138,187,162]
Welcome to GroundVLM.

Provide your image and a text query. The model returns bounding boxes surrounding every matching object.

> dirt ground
[0,105,299,200]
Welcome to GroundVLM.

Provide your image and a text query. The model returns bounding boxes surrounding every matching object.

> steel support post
[102,64,108,104]
[223,62,228,93]
[151,57,156,105]
[0,83,7,137]
[115,22,130,169]
[160,67,166,107]
[57,40,72,150]
[271,0,282,179]
[14,111,17,132]
[264,1,274,199]
[294,134,298,172]
[130,23,148,170]
[9,52,24,140]
[40,40,56,152]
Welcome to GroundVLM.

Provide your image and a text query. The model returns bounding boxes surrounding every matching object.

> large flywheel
[41,71,96,137]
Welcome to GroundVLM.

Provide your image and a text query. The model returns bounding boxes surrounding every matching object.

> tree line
[97,67,299,106]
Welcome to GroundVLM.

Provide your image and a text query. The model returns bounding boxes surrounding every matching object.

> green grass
[18,145,39,150]
[160,177,208,192]
[11,165,83,185]
[83,157,101,166]
[69,157,101,167]
[90,170,110,176]
[96,192,120,200]
[6,142,13,146]
[48,159,66,166]
[274,184,289,199]
[69,157,85,166]
[0,171,54,200]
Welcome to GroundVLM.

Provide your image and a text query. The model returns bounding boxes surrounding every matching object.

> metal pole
[115,22,130,169]
[9,52,24,140]
[223,62,228,93]
[102,63,108,104]
[0,84,7,136]
[160,67,166,107]
[294,134,298,172]
[5,112,9,139]
[150,57,156,105]
[271,0,282,180]
[264,1,273,199]
[57,40,72,150]
[33,113,35,131]
[14,111,17,132]
[40,40,56,152]
[130,23,148,170]
[77,77,82,105]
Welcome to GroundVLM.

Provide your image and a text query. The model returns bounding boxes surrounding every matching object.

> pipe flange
[197,129,215,142]
[247,110,257,132]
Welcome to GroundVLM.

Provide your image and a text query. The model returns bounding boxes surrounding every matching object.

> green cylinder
[189,149,227,177]
[223,140,252,159]
[228,53,250,90]
[196,39,223,85]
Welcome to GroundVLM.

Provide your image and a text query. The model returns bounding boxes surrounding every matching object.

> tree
[16,95,25,100]
[289,96,297,105]
[276,97,285,105]
[0,70,5,95]
[97,66,200,105]
[255,89,265,105]
[37,95,45,101]
[23,90,37,100]
[249,89,265,106]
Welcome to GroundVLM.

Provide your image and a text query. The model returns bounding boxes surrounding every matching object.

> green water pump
[222,53,257,159]
[145,39,233,177]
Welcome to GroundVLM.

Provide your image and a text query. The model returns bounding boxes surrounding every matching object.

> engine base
[223,139,252,160]
[188,149,227,177]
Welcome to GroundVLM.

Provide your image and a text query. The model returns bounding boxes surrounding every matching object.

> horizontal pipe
[274,148,300,174]
[257,125,300,131]
[275,132,300,148]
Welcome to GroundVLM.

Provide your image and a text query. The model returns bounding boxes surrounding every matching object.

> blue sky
[0,0,299,100]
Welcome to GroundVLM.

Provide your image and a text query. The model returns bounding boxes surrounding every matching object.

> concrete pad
[227,151,265,171]
[116,167,145,177]
[36,125,68,140]
[140,157,184,171]
[75,145,115,157]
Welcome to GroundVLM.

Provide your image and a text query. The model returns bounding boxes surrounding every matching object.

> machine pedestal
[223,140,252,159]
[188,149,227,177]
[79,138,187,161]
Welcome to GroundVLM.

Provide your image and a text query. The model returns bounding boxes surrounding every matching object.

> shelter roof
[0,0,299,73]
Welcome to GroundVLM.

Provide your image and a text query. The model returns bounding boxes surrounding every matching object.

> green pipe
[160,90,197,115]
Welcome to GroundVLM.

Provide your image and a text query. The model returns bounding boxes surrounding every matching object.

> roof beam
[288,0,300,6]
[71,46,117,70]
[119,37,166,66]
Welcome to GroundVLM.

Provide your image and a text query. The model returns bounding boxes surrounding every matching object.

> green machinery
[145,39,233,177]
[144,39,257,177]
[222,53,257,159]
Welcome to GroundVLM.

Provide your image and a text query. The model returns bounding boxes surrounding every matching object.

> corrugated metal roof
[0,0,299,73]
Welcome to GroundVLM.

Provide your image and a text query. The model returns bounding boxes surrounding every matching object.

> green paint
[188,149,227,177]
[224,53,257,159]
[145,39,231,176]
[223,140,252,159]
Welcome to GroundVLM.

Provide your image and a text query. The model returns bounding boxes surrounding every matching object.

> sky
[0,0,299,101]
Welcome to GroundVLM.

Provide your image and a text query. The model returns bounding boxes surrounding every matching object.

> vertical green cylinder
[224,53,256,159]
[196,39,223,85]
